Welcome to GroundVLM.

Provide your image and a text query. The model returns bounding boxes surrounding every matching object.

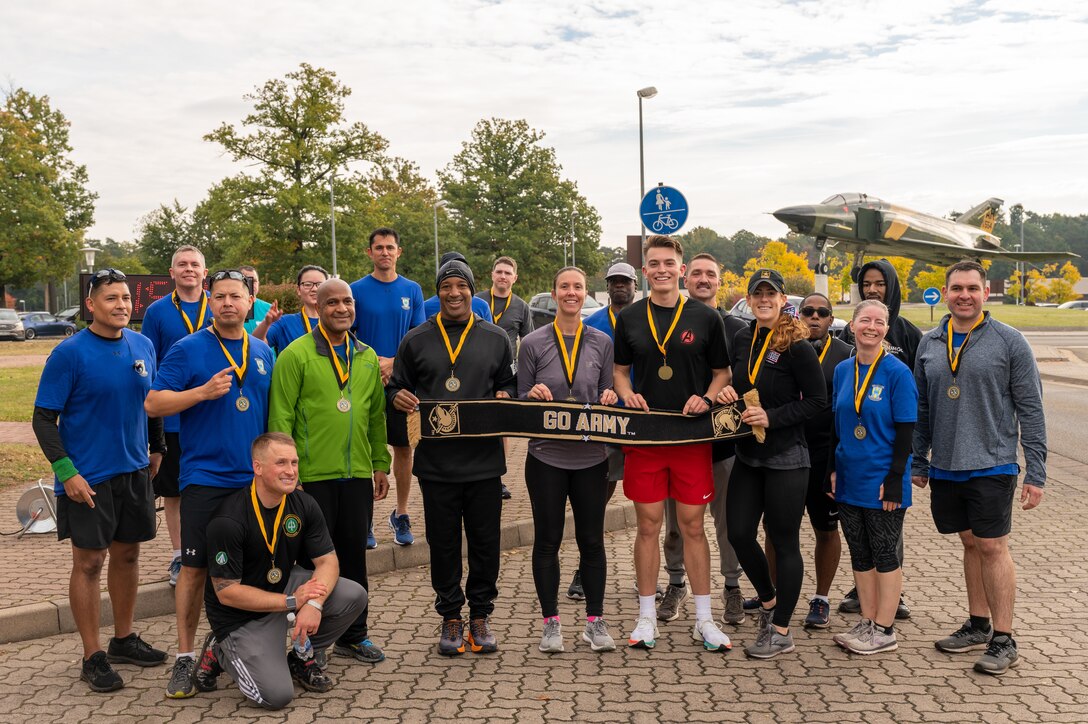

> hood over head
[857,258,903,322]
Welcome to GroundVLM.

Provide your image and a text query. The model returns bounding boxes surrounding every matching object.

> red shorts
[622,443,713,505]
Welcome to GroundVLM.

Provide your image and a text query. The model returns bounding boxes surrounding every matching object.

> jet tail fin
[956,198,1003,232]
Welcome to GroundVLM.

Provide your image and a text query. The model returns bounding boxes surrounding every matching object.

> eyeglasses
[800,306,832,318]
[88,268,127,290]
[298,281,322,290]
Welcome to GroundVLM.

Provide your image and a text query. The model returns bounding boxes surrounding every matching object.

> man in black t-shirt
[199,433,367,710]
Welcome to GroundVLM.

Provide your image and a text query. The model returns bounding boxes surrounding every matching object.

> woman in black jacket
[717,269,826,659]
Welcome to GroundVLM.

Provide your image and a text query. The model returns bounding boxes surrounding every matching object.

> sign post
[923,286,942,322]
[639,184,689,236]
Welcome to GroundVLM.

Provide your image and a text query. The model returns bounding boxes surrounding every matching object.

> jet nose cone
[773,205,816,233]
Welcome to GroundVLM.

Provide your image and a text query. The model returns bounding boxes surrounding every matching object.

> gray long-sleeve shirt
[911,313,1047,486]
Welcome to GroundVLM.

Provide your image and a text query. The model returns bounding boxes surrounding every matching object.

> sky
[4,0,1088,251]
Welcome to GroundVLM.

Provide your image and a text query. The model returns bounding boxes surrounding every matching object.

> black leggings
[524,453,609,618]
[727,458,808,629]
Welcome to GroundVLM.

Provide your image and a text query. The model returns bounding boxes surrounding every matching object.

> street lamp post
[1019,206,1026,306]
[80,246,98,273]
[330,169,339,278]
[433,200,449,275]
[570,209,579,267]
[637,86,657,293]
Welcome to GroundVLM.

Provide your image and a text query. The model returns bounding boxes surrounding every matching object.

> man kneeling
[199,432,367,709]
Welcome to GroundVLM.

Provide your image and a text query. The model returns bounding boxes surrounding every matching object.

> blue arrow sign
[640,186,689,234]
[923,287,942,306]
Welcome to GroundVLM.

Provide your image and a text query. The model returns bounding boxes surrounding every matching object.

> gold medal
[235,395,250,412]
[947,384,961,399]
[337,397,351,413]
[945,314,983,399]
[445,375,461,392]
[251,482,286,587]
[852,349,884,443]
[854,425,867,440]
[646,296,685,382]
[318,324,354,409]
[212,323,251,408]
[437,314,473,395]
[658,365,673,380]
[266,566,283,584]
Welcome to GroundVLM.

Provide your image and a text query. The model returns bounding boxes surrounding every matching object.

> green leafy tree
[135,200,217,273]
[86,237,149,275]
[438,118,604,296]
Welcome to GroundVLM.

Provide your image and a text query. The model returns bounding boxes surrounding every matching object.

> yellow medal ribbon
[853,348,886,415]
[552,320,584,389]
[211,323,250,387]
[946,314,984,375]
[250,482,286,559]
[646,295,686,363]
[817,336,831,365]
[172,290,208,335]
[437,313,475,368]
[489,290,510,324]
[301,313,313,334]
[318,323,352,387]
[747,327,775,385]
[608,307,616,331]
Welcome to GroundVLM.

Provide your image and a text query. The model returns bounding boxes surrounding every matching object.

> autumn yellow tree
[913,264,946,299]
[716,269,747,309]
[743,241,814,295]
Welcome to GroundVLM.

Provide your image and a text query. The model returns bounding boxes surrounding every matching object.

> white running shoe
[627,616,658,649]
[693,618,732,652]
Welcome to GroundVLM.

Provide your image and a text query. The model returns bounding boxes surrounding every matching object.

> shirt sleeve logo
[283,514,302,537]
[214,551,228,565]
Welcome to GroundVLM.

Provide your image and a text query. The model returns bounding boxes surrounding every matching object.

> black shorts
[181,484,239,567]
[152,432,182,498]
[57,469,156,550]
[806,449,838,532]
[386,408,410,448]
[930,474,1017,539]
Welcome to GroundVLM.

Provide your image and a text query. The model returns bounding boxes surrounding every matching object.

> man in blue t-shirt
[255,265,328,354]
[33,269,169,692]
[240,265,273,334]
[351,227,426,547]
[146,269,275,699]
[140,244,213,586]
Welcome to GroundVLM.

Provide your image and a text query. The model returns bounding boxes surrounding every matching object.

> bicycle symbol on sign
[651,214,679,232]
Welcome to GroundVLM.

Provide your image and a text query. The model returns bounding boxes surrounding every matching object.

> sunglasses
[88,268,127,290]
[210,269,253,291]
[800,306,832,318]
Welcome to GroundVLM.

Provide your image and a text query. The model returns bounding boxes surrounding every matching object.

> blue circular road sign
[923,287,942,306]
[640,186,688,234]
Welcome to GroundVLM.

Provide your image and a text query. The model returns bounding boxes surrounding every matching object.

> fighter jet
[773,193,1078,268]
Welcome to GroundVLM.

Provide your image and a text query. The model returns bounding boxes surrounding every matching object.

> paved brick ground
[0,451,1084,722]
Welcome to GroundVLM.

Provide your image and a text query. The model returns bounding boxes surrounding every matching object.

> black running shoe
[194,632,222,692]
[81,651,124,692]
[288,650,334,692]
[107,632,167,667]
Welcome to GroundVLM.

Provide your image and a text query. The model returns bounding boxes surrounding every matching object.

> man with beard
[270,278,391,666]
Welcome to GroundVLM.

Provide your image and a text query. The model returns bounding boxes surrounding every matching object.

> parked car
[57,306,82,322]
[0,308,25,341]
[19,312,77,339]
[727,295,848,333]
[528,292,602,328]
[1057,300,1088,310]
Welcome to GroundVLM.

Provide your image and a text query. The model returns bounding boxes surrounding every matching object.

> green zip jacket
[268,327,391,482]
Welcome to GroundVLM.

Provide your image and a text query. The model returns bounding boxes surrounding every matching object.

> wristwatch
[701,395,713,408]
[285,594,297,612]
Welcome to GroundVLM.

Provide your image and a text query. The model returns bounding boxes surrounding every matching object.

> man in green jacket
[269,278,391,666]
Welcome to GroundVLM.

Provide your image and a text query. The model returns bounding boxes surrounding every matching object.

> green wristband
[52,457,79,482]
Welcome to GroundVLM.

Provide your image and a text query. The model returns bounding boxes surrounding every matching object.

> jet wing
[887,235,1079,264]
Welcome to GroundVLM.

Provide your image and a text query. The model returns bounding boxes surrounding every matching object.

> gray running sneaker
[753,605,774,632]
[632,582,666,600]
[935,620,992,653]
[745,626,795,659]
[721,588,746,626]
[164,655,196,699]
[833,619,873,648]
[582,619,617,652]
[539,619,564,653]
[974,636,1019,675]
[845,624,898,655]
[657,584,689,622]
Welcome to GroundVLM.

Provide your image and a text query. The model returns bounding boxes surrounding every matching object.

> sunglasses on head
[210,269,252,291]
[800,306,832,318]
[88,268,127,290]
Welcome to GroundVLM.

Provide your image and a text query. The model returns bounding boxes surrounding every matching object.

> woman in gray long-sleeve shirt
[517,266,618,654]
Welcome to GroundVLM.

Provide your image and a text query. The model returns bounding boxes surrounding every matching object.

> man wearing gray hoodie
[911,260,1046,676]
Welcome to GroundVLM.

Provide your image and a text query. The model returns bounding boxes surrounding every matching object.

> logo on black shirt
[215,551,228,565]
[283,514,301,537]
[680,329,695,345]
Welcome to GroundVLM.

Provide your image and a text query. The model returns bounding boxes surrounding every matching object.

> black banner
[406,399,752,447]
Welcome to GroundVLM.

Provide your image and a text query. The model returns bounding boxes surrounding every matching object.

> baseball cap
[605,262,638,281]
[747,268,786,295]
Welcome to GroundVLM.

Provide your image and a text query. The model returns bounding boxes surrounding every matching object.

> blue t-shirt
[243,298,273,334]
[153,329,275,490]
[35,329,156,494]
[141,292,214,433]
[350,275,426,358]
[831,353,918,509]
[584,306,616,341]
[266,313,319,355]
[422,295,493,324]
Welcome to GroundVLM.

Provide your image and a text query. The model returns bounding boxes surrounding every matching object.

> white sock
[639,595,656,619]
[694,594,712,621]
[172,549,181,559]
[814,594,829,604]
[176,652,194,660]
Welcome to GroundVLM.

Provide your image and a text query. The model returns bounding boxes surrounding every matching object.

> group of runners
[32,228,1046,710]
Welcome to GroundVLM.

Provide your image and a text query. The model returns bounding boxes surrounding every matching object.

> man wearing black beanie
[387,259,516,656]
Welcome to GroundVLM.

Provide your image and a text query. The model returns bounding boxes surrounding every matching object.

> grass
[0,367,43,422]
[834,303,1088,331]
[0,339,61,357]
[0,444,51,492]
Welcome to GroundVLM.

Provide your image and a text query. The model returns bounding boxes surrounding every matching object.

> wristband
[52,457,79,482]
[701,395,713,409]
[305,599,323,612]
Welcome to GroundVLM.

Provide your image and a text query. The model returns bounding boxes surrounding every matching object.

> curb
[1040,372,1088,388]
[0,500,636,646]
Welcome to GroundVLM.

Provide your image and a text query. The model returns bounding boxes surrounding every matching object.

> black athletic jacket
[838,259,922,370]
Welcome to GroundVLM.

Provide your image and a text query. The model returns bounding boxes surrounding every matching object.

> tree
[742,241,814,295]
[200,64,388,281]
[86,237,149,275]
[913,265,946,300]
[438,118,604,295]
[135,201,208,273]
